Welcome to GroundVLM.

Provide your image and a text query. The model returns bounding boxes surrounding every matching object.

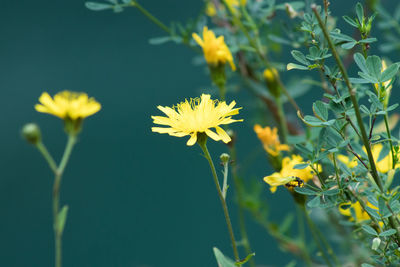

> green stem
[301,204,333,267]
[332,153,342,191]
[36,142,58,174]
[198,138,240,262]
[295,204,312,267]
[53,135,77,267]
[312,5,382,191]
[130,0,171,34]
[276,96,289,143]
[229,146,255,267]
[313,5,400,244]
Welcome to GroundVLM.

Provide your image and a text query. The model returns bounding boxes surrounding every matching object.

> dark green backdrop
[0,1,397,267]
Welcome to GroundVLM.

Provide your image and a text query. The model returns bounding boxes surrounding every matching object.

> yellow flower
[206,0,247,17]
[192,26,236,71]
[254,124,289,156]
[151,94,242,146]
[35,91,101,120]
[337,155,358,169]
[339,201,377,223]
[365,143,399,173]
[264,155,320,193]
[374,60,392,96]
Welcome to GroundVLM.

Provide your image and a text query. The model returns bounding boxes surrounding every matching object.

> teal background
[0,1,397,267]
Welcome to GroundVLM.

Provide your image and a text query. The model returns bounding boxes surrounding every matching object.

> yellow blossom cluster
[254,124,289,156]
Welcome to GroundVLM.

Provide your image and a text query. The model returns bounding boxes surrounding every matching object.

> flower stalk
[197,135,240,262]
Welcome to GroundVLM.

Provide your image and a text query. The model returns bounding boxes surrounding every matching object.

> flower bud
[220,153,230,164]
[285,3,298,18]
[22,123,41,145]
[372,237,381,251]
[263,68,281,98]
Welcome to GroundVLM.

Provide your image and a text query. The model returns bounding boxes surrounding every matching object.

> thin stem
[131,0,171,34]
[312,5,382,191]
[36,142,58,174]
[295,204,312,267]
[198,140,240,262]
[300,204,333,267]
[332,153,342,191]
[229,146,255,267]
[276,96,289,143]
[53,134,77,267]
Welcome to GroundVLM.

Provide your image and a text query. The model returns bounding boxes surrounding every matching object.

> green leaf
[313,101,328,121]
[213,247,236,267]
[356,2,364,24]
[330,31,356,42]
[358,72,378,83]
[85,2,113,11]
[307,196,321,208]
[380,63,399,82]
[343,15,359,27]
[366,55,382,80]
[323,188,340,196]
[56,205,69,235]
[294,187,318,195]
[149,36,182,45]
[379,229,397,237]
[287,63,308,70]
[362,225,378,236]
[291,50,310,65]
[361,264,375,267]
[354,53,369,74]
[341,41,357,49]
[359,38,377,43]
[293,163,309,169]
[365,206,381,220]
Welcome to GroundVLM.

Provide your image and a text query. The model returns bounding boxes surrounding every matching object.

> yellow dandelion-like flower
[264,155,321,193]
[151,94,242,146]
[192,26,236,71]
[339,201,377,223]
[254,124,289,156]
[35,91,101,120]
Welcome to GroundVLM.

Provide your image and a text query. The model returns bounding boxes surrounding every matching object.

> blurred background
[0,0,398,266]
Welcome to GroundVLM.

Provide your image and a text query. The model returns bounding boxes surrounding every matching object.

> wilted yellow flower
[365,143,399,173]
[35,91,101,120]
[152,94,242,146]
[337,155,358,169]
[339,201,378,223]
[192,26,236,71]
[254,124,289,156]
[264,155,320,193]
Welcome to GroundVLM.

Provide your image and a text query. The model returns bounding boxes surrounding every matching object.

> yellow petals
[337,155,358,169]
[365,143,399,174]
[35,91,101,120]
[254,124,289,156]
[263,154,320,193]
[339,201,377,223]
[151,94,242,146]
[192,27,236,71]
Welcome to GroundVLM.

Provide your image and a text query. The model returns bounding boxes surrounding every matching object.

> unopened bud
[263,68,281,97]
[220,153,230,164]
[372,237,381,251]
[22,123,41,145]
[285,3,298,18]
